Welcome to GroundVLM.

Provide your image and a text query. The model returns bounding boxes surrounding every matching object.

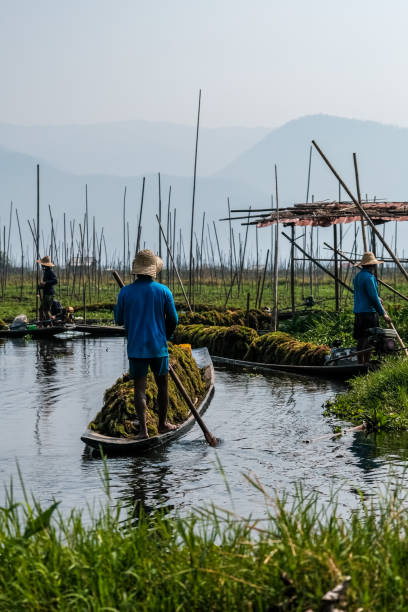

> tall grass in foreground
[325,356,408,431]
[2,475,408,610]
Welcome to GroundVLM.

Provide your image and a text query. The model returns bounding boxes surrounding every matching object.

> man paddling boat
[37,255,58,321]
[114,249,179,439]
[353,251,390,364]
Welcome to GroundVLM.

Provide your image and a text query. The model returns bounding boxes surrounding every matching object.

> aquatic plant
[281,310,355,346]
[178,308,272,330]
[173,324,258,359]
[2,474,408,609]
[325,356,408,431]
[245,331,330,366]
[89,343,207,437]
[174,324,330,365]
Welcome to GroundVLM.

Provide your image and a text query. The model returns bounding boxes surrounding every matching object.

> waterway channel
[1,335,408,518]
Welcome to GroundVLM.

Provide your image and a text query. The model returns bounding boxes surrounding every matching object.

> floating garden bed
[173,324,330,365]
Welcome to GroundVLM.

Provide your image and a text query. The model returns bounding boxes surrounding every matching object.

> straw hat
[37,255,55,267]
[354,251,383,267]
[131,250,163,278]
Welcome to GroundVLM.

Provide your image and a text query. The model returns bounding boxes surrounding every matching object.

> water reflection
[1,336,408,517]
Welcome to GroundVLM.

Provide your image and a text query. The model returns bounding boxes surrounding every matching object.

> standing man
[37,255,58,321]
[353,251,390,364]
[114,249,178,439]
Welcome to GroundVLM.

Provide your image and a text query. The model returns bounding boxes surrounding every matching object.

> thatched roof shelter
[228,201,408,228]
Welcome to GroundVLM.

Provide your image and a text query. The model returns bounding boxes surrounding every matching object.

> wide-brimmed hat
[131,250,163,278]
[354,251,383,267]
[37,255,55,267]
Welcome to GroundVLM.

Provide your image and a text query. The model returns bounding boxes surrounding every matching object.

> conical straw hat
[131,250,163,278]
[36,255,55,267]
[354,251,383,266]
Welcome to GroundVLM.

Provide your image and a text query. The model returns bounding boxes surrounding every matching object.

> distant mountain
[216,114,408,204]
[0,120,269,177]
[0,146,267,260]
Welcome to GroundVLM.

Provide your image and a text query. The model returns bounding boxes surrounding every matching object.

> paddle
[384,310,408,357]
[112,271,217,447]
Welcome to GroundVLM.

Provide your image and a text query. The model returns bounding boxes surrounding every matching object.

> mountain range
[0,114,407,260]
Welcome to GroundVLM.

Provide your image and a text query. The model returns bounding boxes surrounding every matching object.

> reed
[2,472,408,610]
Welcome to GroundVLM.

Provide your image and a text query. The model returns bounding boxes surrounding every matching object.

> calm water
[1,335,408,518]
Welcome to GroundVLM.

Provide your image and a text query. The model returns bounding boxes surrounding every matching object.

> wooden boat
[81,347,215,455]
[0,324,73,339]
[74,324,126,336]
[211,354,373,380]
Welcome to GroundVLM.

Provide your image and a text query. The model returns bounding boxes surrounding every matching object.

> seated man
[114,249,178,439]
[353,251,390,364]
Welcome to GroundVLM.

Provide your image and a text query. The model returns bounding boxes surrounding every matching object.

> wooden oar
[112,270,217,447]
[384,310,408,357]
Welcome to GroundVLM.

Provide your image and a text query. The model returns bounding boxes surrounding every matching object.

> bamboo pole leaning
[312,140,408,283]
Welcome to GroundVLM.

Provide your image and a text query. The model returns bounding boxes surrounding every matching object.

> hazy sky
[1,0,408,128]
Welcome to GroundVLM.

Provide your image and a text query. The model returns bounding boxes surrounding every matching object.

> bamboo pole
[312,140,408,282]
[36,165,40,320]
[273,165,279,331]
[282,232,353,293]
[135,177,145,255]
[352,153,368,251]
[323,242,408,303]
[188,89,201,302]
[156,215,192,312]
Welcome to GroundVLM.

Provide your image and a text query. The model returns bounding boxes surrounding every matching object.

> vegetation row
[173,324,330,365]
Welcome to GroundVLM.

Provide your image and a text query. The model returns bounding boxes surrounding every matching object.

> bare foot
[133,431,149,440]
[158,422,179,434]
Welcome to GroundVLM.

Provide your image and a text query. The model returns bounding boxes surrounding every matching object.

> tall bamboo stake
[273,165,279,331]
[36,165,40,319]
[188,89,201,302]
[312,140,408,282]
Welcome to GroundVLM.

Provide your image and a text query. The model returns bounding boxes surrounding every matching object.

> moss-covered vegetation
[2,477,408,610]
[89,343,207,437]
[173,324,258,359]
[325,356,408,431]
[173,324,330,365]
[178,308,272,330]
[245,331,330,365]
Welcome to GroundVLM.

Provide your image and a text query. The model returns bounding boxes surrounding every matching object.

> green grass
[325,356,408,431]
[3,471,408,610]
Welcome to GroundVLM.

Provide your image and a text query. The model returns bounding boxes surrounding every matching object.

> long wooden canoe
[211,354,373,380]
[81,347,215,455]
[74,324,126,336]
[0,325,73,339]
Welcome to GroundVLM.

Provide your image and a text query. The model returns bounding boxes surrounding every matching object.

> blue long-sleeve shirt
[42,267,58,295]
[114,277,178,358]
[353,268,385,315]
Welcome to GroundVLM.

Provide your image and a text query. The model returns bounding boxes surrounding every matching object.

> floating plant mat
[173,324,330,365]
[89,343,207,438]
[178,308,272,330]
[173,324,258,359]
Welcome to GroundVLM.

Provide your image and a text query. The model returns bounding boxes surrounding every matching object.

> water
[1,335,408,518]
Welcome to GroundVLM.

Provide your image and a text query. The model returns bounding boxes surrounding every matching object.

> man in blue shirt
[353,251,390,363]
[114,249,178,439]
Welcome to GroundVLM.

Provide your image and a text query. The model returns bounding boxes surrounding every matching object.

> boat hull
[81,348,214,455]
[211,355,372,380]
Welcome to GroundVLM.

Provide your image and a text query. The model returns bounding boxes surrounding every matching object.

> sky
[1,0,408,129]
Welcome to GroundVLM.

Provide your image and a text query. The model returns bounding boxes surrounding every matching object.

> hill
[0,120,269,178]
[216,114,408,204]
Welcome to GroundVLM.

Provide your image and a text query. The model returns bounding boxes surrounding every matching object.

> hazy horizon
[2,0,408,129]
